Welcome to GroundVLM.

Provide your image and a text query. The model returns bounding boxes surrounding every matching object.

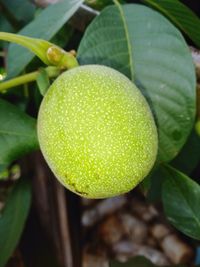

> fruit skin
[37,65,158,198]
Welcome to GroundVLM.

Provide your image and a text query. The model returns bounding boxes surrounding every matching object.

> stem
[0,67,60,93]
[0,32,79,69]
[0,71,38,92]
[0,32,51,65]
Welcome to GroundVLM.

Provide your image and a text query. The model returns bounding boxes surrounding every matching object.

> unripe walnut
[37,65,158,198]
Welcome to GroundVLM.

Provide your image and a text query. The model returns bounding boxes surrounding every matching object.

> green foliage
[0,164,7,173]
[172,129,200,175]
[147,128,200,202]
[0,0,36,24]
[0,15,13,37]
[6,0,83,78]
[0,99,39,166]
[0,0,200,261]
[36,68,50,96]
[162,165,200,240]
[78,3,196,163]
[0,178,31,267]
[144,0,200,48]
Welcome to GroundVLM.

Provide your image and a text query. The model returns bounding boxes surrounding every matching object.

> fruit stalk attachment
[0,32,79,69]
[0,66,60,93]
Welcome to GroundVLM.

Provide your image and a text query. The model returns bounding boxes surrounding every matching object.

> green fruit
[37,65,158,198]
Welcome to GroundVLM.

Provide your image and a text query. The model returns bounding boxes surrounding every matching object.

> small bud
[69,50,77,57]
[46,46,64,65]
[47,46,79,69]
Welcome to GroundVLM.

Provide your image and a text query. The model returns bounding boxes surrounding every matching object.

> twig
[0,66,60,93]
[32,152,76,267]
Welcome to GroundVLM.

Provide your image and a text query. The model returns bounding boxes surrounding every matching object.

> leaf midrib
[113,1,134,81]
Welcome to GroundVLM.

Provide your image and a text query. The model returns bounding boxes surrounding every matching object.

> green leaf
[0,0,36,23]
[36,68,50,96]
[148,129,200,202]
[162,165,200,240]
[0,169,8,180]
[0,178,31,267]
[0,164,7,173]
[0,15,14,49]
[143,0,200,48]
[77,4,196,162]
[172,129,200,175]
[0,98,39,166]
[0,14,13,33]
[110,256,186,267]
[7,0,83,78]
[147,166,167,203]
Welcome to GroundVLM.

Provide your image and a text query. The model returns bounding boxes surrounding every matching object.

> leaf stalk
[0,32,79,69]
[0,66,60,93]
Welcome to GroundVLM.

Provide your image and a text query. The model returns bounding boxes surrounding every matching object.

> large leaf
[144,0,200,48]
[0,14,13,33]
[172,129,200,175]
[0,0,36,23]
[148,129,200,202]
[6,0,83,78]
[162,165,200,240]
[110,256,185,267]
[147,166,167,203]
[0,98,39,166]
[0,178,31,267]
[78,4,196,162]
[0,15,14,49]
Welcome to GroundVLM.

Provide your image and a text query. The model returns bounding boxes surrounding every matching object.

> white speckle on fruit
[37,65,158,198]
